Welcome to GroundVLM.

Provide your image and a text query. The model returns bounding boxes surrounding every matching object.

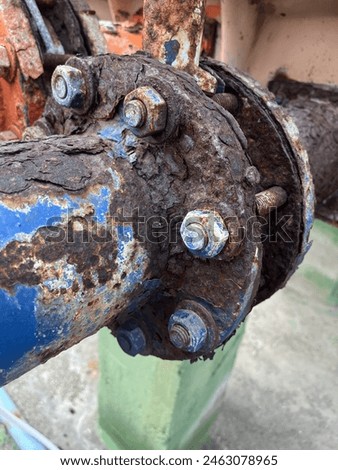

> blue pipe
[0,135,156,386]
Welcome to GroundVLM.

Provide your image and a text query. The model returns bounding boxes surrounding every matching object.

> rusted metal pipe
[270,78,338,225]
[23,0,65,54]
[142,0,217,93]
[43,53,72,69]
[0,52,316,384]
[0,135,159,385]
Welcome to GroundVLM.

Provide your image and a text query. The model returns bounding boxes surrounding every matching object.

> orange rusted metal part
[142,0,217,92]
[0,1,46,138]
[102,3,220,70]
[0,0,219,137]
[107,0,141,21]
[101,12,143,54]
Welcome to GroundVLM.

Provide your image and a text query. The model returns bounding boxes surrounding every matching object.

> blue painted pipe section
[0,143,156,386]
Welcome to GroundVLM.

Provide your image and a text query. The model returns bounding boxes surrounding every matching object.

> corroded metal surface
[69,0,107,55]
[0,0,44,81]
[205,58,315,303]
[0,53,264,380]
[270,78,338,226]
[35,53,311,359]
[143,0,217,93]
[0,0,106,138]
[0,0,45,137]
[0,134,159,384]
[0,42,316,378]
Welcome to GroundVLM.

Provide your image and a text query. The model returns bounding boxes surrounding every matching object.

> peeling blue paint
[98,113,138,162]
[124,267,144,293]
[116,225,134,264]
[116,225,147,292]
[98,123,124,143]
[0,179,150,386]
[0,199,69,250]
[0,187,111,250]
[0,286,38,371]
[107,136,138,161]
[164,39,180,65]
[43,264,79,291]
[34,303,71,350]
[88,187,111,225]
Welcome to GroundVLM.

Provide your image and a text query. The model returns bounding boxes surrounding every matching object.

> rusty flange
[269,78,338,226]
[2,53,262,368]
[0,52,315,378]
[204,59,315,304]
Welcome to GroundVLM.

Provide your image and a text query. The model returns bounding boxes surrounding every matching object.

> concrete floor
[3,221,338,450]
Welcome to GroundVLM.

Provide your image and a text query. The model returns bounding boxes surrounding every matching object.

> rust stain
[0,2,45,136]
[142,0,217,92]
[205,58,314,304]
[0,0,44,80]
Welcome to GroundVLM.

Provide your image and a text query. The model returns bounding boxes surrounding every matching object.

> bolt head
[124,100,147,128]
[51,65,86,109]
[180,210,229,258]
[116,323,146,357]
[169,309,208,353]
[123,86,167,137]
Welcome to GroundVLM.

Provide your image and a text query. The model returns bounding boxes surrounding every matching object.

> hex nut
[51,65,87,109]
[180,210,229,258]
[116,323,146,357]
[123,86,167,137]
[168,309,208,353]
